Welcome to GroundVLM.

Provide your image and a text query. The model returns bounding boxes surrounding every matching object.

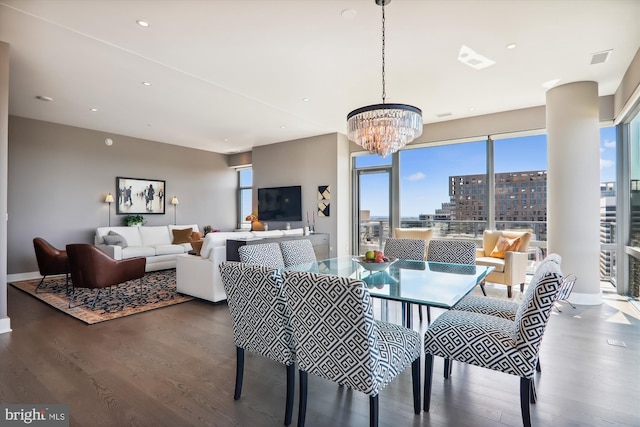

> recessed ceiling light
[280,126,286,129]
[142,81,152,86]
[435,112,452,118]
[35,95,53,102]
[90,108,98,112]
[224,138,229,142]
[468,107,475,111]
[506,43,517,49]
[302,98,310,102]
[341,9,357,19]
[542,78,560,89]
[136,20,150,27]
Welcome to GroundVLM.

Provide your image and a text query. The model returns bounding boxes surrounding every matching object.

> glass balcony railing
[358,219,616,283]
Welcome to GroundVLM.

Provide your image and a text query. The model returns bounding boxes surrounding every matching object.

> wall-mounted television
[258,185,302,221]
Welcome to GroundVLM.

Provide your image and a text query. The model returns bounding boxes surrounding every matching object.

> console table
[226,233,330,262]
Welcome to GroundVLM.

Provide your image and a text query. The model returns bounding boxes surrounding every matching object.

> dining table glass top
[283,256,494,309]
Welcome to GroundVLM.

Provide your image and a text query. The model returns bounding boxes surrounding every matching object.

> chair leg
[426,306,431,324]
[298,371,308,427]
[444,358,452,379]
[35,276,46,293]
[520,377,532,427]
[423,354,434,412]
[520,282,525,293]
[411,358,421,414]
[285,364,294,426]
[418,305,423,323]
[536,359,541,373]
[530,377,537,404]
[234,347,244,400]
[508,286,513,298]
[369,394,379,427]
[90,289,103,310]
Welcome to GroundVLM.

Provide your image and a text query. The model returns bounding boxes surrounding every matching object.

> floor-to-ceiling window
[237,168,252,229]
[627,112,640,296]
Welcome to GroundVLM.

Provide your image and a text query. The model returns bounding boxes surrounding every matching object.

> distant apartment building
[600,182,616,279]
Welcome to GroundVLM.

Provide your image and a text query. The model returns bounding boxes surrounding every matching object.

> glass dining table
[283,256,494,328]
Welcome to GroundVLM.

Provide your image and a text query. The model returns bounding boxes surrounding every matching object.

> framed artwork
[115,176,166,214]
[317,185,330,217]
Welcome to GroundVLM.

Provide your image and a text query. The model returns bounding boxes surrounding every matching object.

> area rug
[10,269,193,325]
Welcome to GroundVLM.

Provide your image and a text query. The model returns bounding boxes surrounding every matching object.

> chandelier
[347,0,422,157]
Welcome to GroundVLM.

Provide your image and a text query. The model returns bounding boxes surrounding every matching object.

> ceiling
[1,0,639,154]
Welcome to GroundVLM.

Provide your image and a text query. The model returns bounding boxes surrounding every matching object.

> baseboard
[0,317,12,334]
[7,271,43,283]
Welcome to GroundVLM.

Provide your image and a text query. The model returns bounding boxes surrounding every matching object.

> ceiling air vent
[590,49,612,65]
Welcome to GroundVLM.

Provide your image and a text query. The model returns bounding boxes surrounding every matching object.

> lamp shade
[105,193,114,203]
[170,196,179,205]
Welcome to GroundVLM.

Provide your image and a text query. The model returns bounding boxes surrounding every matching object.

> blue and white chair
[280,239,317,267]
[282,270,421,427]
[423,258,564,427]
[219,261,295,425]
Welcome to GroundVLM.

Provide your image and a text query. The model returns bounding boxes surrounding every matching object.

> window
[237,168,252,229]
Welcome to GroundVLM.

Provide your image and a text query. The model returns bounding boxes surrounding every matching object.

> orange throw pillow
[191,231,203,241]
[172,227,193,244]
[490,236,521,259]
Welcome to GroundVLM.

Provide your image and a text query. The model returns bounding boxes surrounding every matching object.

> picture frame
[115,176,166,215]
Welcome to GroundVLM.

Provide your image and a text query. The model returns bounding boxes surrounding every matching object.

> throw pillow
[191,231,203,241]
[103,231,128,248]
[191,239,204,256]
[490,235,521,259]
[172,227,193,244]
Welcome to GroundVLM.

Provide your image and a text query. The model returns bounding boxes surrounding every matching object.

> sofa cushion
[490,235,521,259]
[122,246,156,259]
[172,227,193,244]
[103,231,128,248]
[155,244,187,256]
[139,226,172,247]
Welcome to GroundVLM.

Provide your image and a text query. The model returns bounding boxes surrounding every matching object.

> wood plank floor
[1,282,639,427]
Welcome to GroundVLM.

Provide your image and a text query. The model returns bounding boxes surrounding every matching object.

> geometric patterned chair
[219,261,296,426]
[382,238,426,261]
[281,270,422,427]
[238,242,285,269]
[424,239,480,323]
[423,259,563,427]
[33,237,69,294]
[383,238,428,323]
[280,239,317,267]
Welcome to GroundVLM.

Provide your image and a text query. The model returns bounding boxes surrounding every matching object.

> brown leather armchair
[66,244,146,309]
[33,237,69,293]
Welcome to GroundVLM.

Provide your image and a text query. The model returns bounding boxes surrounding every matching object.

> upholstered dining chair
[219,261,295,426]
[423,258,563,427]
[238,242,285,269]
[417,239,480,324]
[65,244,146,309]
[382,238,427,323]
[280,239,317,267]
[281,270,421,427]
[33,237,69,294]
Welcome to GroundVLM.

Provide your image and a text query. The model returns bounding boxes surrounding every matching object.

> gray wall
[8,116,237,275]
[252,133,350,257]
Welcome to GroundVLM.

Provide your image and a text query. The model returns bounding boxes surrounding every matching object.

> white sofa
[95,224,200,272]
[176,228,305,302]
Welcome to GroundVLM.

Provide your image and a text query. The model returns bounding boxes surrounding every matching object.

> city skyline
[358,127,617,218]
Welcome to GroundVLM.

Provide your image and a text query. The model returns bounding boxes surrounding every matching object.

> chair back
[238,242,285,269]
[282,270,383,395]
[427,239,476,265]
[513,255,563,370]
[219,261,294,366]
[33,237,67,276]
[280,239,316,267]
[383,238,426,261]
[66,244,145,289]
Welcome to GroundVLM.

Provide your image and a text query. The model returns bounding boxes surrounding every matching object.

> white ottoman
[176,253,227,303]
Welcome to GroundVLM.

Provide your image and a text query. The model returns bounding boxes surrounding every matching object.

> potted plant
[122,214,145,227]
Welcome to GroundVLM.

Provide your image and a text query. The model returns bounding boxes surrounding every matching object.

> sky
[357,126,618,218]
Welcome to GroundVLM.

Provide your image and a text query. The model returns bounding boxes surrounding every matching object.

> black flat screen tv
[258,185,302,221]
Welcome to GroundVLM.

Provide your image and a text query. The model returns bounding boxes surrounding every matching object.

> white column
[0,42,11,333]
[546,81,602,305]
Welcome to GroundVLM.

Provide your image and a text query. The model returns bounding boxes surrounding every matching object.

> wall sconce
[104,193,114,226]
[170,196,179,225]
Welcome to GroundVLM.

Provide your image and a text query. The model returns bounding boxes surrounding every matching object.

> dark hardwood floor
[1,282,638,427]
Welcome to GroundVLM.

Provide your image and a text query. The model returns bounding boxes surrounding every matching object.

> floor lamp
[171,196,179,225]
[105,193,114,226]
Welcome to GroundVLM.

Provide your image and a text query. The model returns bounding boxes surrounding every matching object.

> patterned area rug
[10,269,193,325]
